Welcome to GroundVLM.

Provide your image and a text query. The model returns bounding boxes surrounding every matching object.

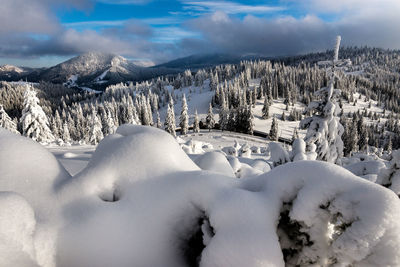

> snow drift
[1,125,400,267]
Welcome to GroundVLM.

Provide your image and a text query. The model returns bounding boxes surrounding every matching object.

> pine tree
[87,106,104,145]
[219,96,229,131]
[156,112,162,128]
[164,104,176,137]
[269,117,278,141]
[193,110,200,133]
[0,104,19,134]
[292,127,299,143]
[358,116,369,152]
[21,85,54,143]
[61,122,71,143]
[179,94,189,135]
[299,37,344,163]
[247,105,254,135]
[262,97,269,119]
[206,103,215,131]
[104,110,116,136]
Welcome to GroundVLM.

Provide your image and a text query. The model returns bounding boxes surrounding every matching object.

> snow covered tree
[291,127,299,143]
[156,112,162,128]
[103,110,116,136]
[247,105,254,135]
[262,97,269,119]
[179,94,189,135]
[334,35,341,62]
[269,117,278,141]
[358,116,369,152]
[300,36,344,163]
[164,104,176,137]
[219,96,229,131]
[21,86,54,143]
[205,103,215,131]
[193,110,200,133]
[87,107,104,145]
[61,122,71,143]
[0,104,18,134]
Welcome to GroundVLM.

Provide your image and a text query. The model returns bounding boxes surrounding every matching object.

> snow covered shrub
[269,142,290,167]
[377,149,400,196]
[242,161,400,266]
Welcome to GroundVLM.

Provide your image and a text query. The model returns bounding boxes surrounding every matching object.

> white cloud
[182,1,285,15]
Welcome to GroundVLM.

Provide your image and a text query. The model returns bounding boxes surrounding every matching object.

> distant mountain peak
[0,64,24,73]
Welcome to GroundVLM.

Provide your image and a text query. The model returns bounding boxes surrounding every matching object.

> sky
[1,0,400,67]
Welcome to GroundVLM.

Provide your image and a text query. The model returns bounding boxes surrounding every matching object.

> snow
[193,151,236,177]
[63,74,78,87]
[79,86,102,94]
[94,69,109,82]
[0,192,37,267]
[1,125,400,267]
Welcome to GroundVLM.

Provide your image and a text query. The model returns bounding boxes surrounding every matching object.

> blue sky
[1,0,400,67]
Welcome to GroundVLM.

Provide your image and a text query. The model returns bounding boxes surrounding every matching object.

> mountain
[38,52,177,89]
[0,52,270,89]
[154,53,270,70]
[0,65,41,81]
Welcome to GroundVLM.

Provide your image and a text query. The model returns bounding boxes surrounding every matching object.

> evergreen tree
[219,96,229,131]
[269,117,278,141]
[156,112,162,128]
[61,122,71,143]
[193,110,200,133]
[262,97,269,119]
[292,127,299,143]
[0,104,19,134]
[358,116,369,152]
[300,37,344,163]
[164,104,176,137]
[205,103,215,131]
[179,94,189,135]
[21,86,54,143]
[87,107,104,145]
[104,110,116,136]
[247,105,254,135]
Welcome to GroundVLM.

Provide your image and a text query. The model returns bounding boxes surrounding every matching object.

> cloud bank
[1,0,400,66]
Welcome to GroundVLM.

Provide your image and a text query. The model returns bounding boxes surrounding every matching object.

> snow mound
[61,125,200,199]
[0,192,38,267]
[194,151,235,177]
[0,128,70,219]
[344,160,385,182]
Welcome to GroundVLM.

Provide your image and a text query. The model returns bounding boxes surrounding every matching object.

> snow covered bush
[242,161,400,266]
[377,149,400,196]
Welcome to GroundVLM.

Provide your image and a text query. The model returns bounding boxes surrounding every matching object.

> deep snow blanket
[1,126,400,267]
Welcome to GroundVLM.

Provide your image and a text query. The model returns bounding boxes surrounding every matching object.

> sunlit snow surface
[1,125,400,267]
